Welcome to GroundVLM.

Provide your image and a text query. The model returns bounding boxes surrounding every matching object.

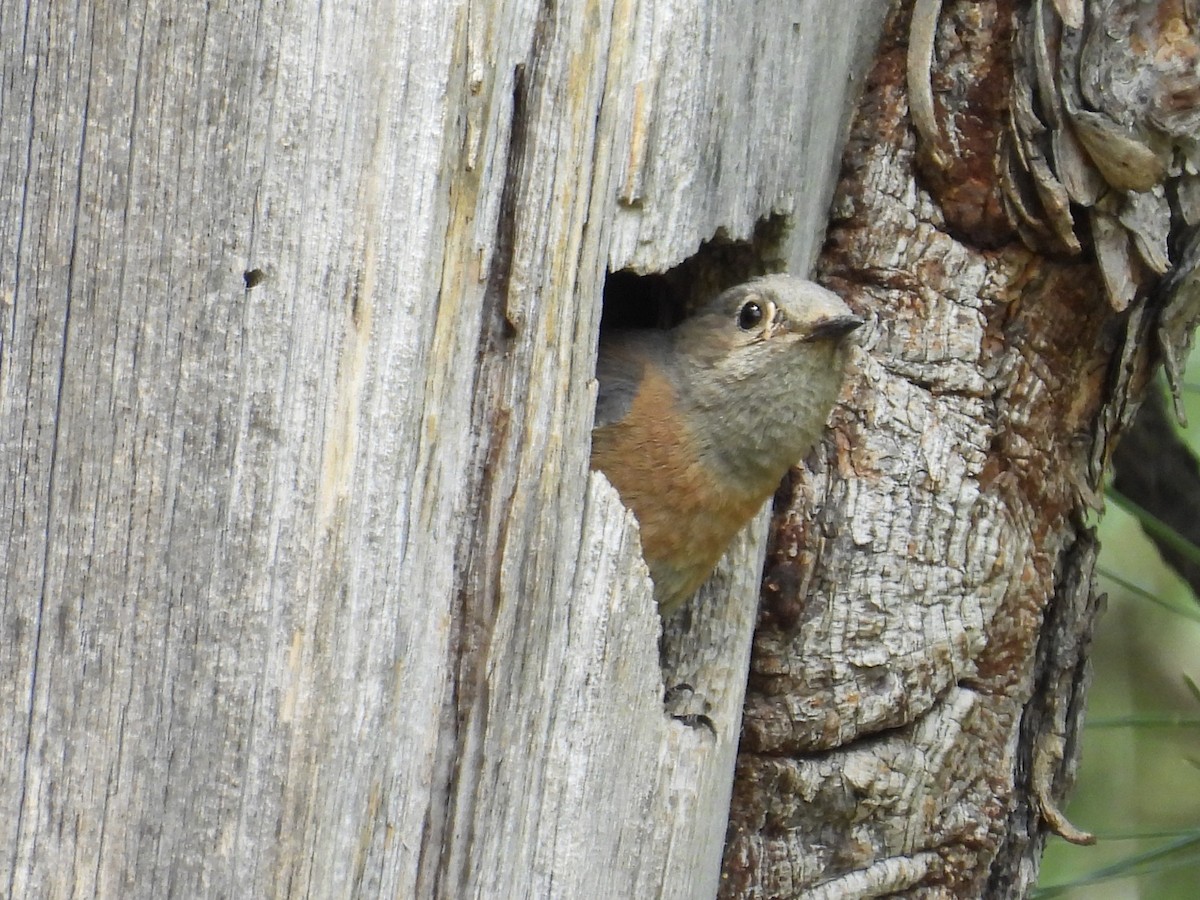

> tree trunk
[9,0,1196,897]
[1,1,888,898]
[724,0,1200,896]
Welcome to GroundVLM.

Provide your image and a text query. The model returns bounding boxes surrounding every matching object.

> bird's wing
[593,333,653,428]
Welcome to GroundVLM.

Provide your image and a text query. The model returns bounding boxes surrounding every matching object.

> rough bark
[0,1,887,898]
[724,0,1200,896]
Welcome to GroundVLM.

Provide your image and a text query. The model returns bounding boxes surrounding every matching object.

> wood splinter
[1033,734,1097,846]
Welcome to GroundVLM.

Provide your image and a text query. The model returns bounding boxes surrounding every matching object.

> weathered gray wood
[0,1,886,897]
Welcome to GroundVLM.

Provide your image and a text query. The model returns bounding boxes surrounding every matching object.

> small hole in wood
[600,213,790,337]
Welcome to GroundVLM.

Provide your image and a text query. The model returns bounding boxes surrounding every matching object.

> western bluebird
[591,275,862,611]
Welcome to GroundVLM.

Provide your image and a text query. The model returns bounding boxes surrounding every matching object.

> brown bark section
[724,1,1158,895]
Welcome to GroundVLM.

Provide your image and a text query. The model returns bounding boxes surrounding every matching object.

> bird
[591,275,862,612]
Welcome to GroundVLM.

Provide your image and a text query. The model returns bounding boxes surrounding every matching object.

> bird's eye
[737,301,764,330]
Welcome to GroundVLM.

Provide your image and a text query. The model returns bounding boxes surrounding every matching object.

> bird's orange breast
[590,363,768,609]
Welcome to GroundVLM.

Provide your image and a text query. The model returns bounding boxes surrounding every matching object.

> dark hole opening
[599,213,790,337]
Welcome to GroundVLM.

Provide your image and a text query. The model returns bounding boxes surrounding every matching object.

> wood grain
[0,1,886,897]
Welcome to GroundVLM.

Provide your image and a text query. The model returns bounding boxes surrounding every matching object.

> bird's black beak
[804,315,864,342]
